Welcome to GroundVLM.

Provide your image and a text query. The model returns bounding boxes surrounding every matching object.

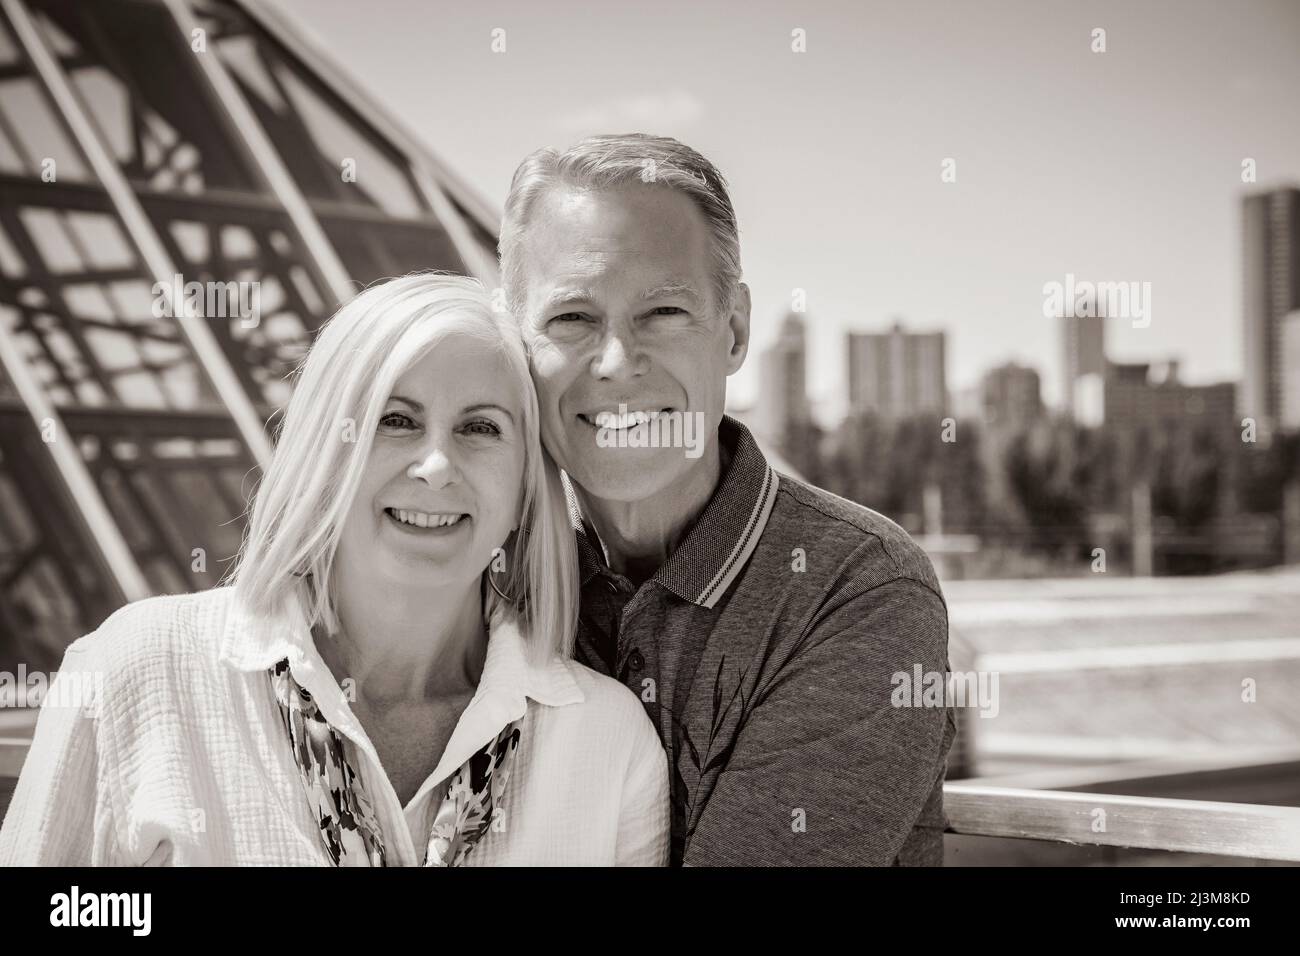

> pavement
[943,566,1300,776]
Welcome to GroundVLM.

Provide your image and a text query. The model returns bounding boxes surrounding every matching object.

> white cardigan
[0,587,669,866]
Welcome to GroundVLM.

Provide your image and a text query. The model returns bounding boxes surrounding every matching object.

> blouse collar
[217,587,584,796]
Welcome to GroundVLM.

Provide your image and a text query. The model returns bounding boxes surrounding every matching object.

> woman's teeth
[388,509,464,528]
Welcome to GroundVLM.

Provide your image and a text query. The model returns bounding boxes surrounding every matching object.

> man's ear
[724,282,752,376]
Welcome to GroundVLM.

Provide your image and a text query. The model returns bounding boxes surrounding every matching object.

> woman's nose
[407,443,461,486]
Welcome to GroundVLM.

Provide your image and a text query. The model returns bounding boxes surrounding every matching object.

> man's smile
[577,407,675,431]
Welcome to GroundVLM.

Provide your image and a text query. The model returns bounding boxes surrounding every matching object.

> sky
[271,0,1300,423]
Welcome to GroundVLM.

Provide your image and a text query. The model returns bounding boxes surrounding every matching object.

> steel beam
[0,313,151,603]
[159,0,356,310]
[2,0,276,468]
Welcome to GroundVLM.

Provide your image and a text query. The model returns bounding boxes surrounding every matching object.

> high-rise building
[1103,360,1237,433]
[0,0,499,656]
[1283,310,1300,430]
[951,383,983,421]
[755,312,809,443]
[980,361,1043,427]
[846,320,947,418]
[1242,187,1300,435]
[1061,312,1106,423]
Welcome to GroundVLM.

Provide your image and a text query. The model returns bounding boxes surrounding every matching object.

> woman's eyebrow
[387,396,515,423]
[464,402,516,423]
[388,395,423,412]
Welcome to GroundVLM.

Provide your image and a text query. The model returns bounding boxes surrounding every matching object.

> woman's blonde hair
[229,272,578,661]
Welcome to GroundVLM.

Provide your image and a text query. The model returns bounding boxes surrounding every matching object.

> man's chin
[564,453,689,504]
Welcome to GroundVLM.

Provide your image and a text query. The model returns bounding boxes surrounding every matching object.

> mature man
[499,134,956,866]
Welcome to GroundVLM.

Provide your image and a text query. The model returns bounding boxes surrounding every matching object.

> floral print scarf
[269,658,521,866]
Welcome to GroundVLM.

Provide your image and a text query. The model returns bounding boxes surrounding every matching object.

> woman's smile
[382,506,471,536]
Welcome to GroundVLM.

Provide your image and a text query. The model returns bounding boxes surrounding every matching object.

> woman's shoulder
[498,610,654,738]
[555,660,661,747]
[564,659,642,709]
[551,663,668,805]
[61,588,236,687]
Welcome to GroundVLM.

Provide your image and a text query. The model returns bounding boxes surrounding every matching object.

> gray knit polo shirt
[568,415,956,866]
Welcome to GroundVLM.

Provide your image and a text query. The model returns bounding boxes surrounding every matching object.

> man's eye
[650,306,687,316]
[463,419,502,437]
[379,411,416,429]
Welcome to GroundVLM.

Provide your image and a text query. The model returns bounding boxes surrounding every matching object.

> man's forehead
[538,276,706,306]
[528,182,709,250]
[515,184,715,318]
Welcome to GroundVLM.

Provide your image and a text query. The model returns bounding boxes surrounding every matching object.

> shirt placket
[597,573,637,678]
[599,576,661,724]
[285,655,422,866]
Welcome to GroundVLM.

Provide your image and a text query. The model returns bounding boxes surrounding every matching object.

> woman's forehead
[391,336,524,413]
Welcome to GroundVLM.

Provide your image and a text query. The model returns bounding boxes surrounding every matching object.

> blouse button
[628,649,645,671]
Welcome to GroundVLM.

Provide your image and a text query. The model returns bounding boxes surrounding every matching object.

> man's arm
[683,575,956,866]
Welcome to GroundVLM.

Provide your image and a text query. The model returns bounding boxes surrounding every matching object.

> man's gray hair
[498,133,742,317]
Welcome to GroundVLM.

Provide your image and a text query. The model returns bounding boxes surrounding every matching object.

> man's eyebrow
[542,288,596,310]
[642,283,703,305]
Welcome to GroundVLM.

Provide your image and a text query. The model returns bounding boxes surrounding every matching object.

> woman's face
[335,332,527,595]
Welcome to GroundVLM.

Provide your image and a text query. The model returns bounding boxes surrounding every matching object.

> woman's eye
[463,419,502,437]
[551,312,588,324]
[379,411,416,430]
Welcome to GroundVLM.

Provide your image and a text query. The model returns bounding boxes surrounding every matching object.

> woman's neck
[321,575,487,705]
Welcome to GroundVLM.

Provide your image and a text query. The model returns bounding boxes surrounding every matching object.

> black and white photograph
[0,0,1297,931]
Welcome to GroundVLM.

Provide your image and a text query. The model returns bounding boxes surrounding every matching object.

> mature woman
[0,274,669,866]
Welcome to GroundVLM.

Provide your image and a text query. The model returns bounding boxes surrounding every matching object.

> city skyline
[755,180,1299,432]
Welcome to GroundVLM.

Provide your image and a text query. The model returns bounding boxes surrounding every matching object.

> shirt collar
[220,589,584,815]
[566,413,780,608]
[423,606,583,792]
[219,589,584,711]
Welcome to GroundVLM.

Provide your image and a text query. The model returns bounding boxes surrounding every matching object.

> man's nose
[408,441,461,487]
[590,328,649,380]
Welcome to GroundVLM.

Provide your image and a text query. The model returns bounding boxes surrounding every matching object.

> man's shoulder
[764,470,943,600]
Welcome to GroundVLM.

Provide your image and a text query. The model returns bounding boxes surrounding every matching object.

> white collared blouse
[0,587,669,866]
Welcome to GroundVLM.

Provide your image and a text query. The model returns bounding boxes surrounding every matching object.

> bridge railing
[943,782,1300,862]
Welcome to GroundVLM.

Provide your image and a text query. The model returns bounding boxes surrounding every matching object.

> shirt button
[628,649,645,671]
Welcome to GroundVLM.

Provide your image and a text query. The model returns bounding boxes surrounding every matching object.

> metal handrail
[944,782,1300,861]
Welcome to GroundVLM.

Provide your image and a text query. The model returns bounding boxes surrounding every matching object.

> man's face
[517,182,750,503]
